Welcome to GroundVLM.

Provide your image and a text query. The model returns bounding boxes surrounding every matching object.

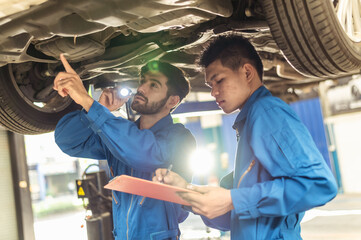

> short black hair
[198,34,264,81]
[140,60,190,103]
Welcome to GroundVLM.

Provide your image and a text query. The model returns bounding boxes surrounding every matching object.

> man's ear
[243,63,255,83]
[167,95,180,109]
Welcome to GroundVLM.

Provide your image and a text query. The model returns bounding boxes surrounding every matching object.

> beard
[131,92,169,114]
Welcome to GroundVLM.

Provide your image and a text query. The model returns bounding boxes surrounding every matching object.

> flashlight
[117,87,134,121]
[118,87,132,97]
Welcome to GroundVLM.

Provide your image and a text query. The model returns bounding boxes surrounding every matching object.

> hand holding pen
[160,164,173,183]
[153,165,189,189]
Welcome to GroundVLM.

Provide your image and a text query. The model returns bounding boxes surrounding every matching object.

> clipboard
[104,175,196,206]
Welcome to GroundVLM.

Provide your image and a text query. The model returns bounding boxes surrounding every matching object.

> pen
[161,164,173,183]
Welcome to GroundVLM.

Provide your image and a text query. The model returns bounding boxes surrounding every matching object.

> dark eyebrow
[149,78,162,86]
[210,73,219,82]
[205,73,219,87]
[140,77,162,86]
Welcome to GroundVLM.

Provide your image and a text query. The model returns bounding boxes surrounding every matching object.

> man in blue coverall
[154,35,338,239]
[53,54,196,239]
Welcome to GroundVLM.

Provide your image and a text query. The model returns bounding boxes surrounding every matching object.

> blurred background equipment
[76,164,113,240]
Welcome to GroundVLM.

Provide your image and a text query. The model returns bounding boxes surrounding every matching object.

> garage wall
[327,112,361,193]
[0,129,18,240]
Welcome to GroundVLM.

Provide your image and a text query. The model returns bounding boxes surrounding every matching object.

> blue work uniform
[201,86,338,239]
[55,101,196,240]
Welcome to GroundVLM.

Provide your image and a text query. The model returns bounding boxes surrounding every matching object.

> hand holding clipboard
[104,175,198,206]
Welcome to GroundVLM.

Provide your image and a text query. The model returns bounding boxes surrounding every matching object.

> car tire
[262,0,361,78]
[0,64,81,135]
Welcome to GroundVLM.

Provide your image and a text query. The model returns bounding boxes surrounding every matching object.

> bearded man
[54,55,196,240]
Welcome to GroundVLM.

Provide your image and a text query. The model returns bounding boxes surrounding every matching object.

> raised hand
[99,88,130,112]
[53,54,94,111]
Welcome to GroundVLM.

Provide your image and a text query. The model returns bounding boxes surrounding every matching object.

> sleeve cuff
[84,101,113,132]
[230,188,261,219]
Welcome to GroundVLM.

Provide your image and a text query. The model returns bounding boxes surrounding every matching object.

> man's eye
[151,83,158,88]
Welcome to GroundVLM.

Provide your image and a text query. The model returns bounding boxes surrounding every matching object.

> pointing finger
[53,72,75,90]
[60,53,76,74]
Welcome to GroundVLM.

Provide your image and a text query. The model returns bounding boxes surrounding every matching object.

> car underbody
[0,0,360,134]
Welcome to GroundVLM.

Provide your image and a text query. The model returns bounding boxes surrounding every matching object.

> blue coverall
[201,86,338,239]
[55,101,196,240]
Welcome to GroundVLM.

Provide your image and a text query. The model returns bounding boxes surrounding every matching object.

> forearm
[231,173,337,219]
[85,101,176,171]
[79,94,94,112]
[201,212,231,231]
[55,102,159,165]
[54,110,106,159]
[244,104,338,218]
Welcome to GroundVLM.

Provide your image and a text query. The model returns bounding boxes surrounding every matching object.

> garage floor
[32,193,361,240]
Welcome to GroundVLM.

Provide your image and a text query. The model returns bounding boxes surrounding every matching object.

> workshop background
[1,75,361,240]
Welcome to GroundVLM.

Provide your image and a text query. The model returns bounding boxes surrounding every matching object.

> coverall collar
[135,113,173,132]
[233,85,270,130]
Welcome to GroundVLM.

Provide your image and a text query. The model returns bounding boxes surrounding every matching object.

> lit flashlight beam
[118,87,132,97]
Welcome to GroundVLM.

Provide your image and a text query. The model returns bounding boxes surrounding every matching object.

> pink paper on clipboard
[104,175,196,206]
